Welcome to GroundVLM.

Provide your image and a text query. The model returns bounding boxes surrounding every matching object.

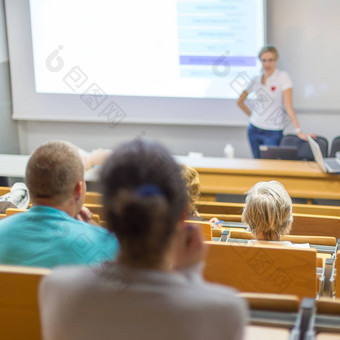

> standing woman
[237,45,311,158]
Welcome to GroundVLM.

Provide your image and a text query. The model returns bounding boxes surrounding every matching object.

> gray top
[39,262,247,340]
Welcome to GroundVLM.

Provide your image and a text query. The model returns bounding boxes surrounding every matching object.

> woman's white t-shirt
[245,69,293,131]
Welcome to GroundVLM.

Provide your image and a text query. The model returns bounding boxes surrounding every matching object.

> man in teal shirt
[0,141,119,268]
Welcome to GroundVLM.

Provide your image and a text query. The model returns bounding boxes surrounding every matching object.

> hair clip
[135,184,163,197]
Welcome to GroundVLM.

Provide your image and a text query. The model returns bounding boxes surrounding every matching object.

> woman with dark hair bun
[39,139,247,340]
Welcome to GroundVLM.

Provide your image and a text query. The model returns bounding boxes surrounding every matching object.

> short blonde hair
[26,141,84,204]
[242,181,293,241]
[258,45,279,61]
[181,165,200,215]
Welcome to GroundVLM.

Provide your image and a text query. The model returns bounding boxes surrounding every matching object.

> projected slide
[30,0,264,99]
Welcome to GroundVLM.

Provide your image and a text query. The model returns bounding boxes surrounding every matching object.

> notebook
[307,135,340,173]
[259,145,298,160]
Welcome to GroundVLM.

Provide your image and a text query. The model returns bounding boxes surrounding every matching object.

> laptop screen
[307,136,327,172]
[259,145,298,160]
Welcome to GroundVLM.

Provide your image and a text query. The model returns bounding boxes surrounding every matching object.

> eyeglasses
[260,58,276,63]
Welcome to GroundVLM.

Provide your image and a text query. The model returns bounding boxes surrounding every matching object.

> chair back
[185,220,212,241]
[292,203,340,217]
[308,298,340,337]
[280,235,336,246]
[6,208,28,216]
[204,241,317,298]
[292,213,340,239]
[197,201,340,217]
[334,251,340,298]
[199,213,243,223]
[280,134,328,160]
[229,230,253,240]
[228,231,336,246]
[83,203,104,220]
[0,265,50,339]
[330,136,340,157]
[84,191,102,204]
[196,201,244,215]
[240,292,300,312]
[0,186,10,196]
[198,212,340,239]
[91,214,101,224]
[316,297,340,315]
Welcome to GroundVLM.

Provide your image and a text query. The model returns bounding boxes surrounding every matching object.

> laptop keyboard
[326,159,340,169]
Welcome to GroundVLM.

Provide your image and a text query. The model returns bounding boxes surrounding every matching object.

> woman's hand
[237,91,251,116]
[90,148,111,167]
[297,131,317,141]
[209,217,223,229]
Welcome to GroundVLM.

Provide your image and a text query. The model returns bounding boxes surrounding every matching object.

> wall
[0,0,19,154]
[17,120,251,157]
[12,0,340,156]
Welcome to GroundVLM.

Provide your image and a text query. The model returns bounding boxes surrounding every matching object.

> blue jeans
[248,124,283,159]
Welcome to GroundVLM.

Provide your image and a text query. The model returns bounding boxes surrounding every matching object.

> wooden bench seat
[0,265,50,339]
[196,201,340,217]
[204,241,317,298]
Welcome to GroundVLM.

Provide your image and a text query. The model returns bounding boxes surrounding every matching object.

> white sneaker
[0,182,30,209]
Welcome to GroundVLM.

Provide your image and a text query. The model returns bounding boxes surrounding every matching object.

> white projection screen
[5,0,266,125]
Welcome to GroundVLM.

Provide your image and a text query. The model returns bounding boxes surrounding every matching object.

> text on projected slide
[30,0,264,99]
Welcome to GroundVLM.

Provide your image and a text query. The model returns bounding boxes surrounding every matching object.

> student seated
[242,180,308,248]
[0,182,30,212]
[181,164,200,217]
[78,147,111,170]
[0,141,119,268]
[39,139,247,340]
[181,164,222,230]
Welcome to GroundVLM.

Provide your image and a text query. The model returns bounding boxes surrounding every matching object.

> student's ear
[173,223,207,270]
[174,208,188,234]
[74,181,84,201]
[179,207,188,223]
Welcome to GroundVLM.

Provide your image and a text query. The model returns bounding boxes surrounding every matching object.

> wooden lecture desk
[1,154,340,200]
[175,156,340,200]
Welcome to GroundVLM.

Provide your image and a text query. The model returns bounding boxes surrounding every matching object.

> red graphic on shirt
[271,86,276,92]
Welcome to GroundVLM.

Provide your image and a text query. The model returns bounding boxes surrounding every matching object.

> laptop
[259,145,298,160]
[307,135,340,173]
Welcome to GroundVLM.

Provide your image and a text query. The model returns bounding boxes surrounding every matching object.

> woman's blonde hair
[242,181,293,241]
[181,165,200,216]
[258,45,279,61]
